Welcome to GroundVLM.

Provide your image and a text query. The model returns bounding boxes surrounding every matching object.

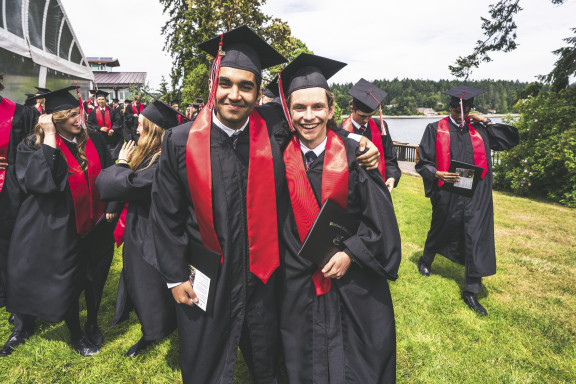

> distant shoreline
[342,114,519,119]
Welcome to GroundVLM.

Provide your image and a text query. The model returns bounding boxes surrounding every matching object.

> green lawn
[1,175,574,383]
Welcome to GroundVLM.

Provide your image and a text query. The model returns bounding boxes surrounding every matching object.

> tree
[159,0,311,100]
[449,0,574,91]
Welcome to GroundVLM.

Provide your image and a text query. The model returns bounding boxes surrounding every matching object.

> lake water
[384,117,504,146]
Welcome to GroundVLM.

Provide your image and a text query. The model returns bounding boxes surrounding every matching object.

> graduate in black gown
[338,78,401,191]
[96,98,188,357]
[1,87,116,357]
[150,26,291,384]
[272,53,402,384]
[87,90,123,160]
[124,95,145,142]
[0,75,40,310]
[415,86,519,315]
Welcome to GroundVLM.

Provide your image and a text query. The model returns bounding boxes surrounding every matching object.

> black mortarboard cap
[24,94,36,106]
[263,87,276,99]
[95,90,109,98]
[140,90,188,128]
[26,86,78,114]
[34,87,51,95]
[269,53,347,97]
[195,98,204,103]
[349,78,387,113]
[112,98,119,103]
[192,103,201,108]
[124,99,132,104]
[170,100,179,106]
[198,25,287,81]
[444,85,485,106]
[89,89,97,94]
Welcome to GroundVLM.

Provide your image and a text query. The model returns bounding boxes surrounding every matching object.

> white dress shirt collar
[212,111,249,137]
[299,136,327,157]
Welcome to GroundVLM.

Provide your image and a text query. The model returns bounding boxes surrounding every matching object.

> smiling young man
[415,86,519,315]
[339,78,401,192]
[150,26,290,384]
[273,53,402,384]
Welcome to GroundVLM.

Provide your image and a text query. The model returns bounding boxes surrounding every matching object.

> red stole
[177,115,182,125]
[132,103,144,115]
[185,108,280,283]
[95,107,112,129]
[35,104,44,114]
[56,136,106,234]
[114,203,129,247]
[0,97,17,193]
[342,116,386,180]
[284,130,349,296]
[435,116,488,188]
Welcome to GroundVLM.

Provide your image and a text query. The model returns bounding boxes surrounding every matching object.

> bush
[493,88,576,207]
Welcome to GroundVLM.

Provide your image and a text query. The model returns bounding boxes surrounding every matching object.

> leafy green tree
[159,0,311,100]
[450,0,574,91]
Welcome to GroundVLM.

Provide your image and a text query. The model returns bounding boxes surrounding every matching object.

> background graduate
[273,53,402,384]
[415,86,519,315]
[0,74,39,314]
[96,97,188,357]
[339,78,401,191]
[87,90,123,159]
[1,87,116,357]
[124,95,145,142]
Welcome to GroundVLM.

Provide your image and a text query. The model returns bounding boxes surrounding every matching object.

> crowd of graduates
[0,25,518,384]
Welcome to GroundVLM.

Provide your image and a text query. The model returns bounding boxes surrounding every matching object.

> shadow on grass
[164,331,181,371]
[409,251,489,299]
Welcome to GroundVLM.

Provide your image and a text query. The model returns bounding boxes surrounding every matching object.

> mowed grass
[1,175,575,383]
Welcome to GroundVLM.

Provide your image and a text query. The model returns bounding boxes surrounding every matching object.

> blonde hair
[130,116,165,171]
[33,108,89,171]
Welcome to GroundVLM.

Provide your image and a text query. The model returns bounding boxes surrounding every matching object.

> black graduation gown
[415,119,519,277]
[87,106,123,148]
[95,158,176,341]
[337,118,401,185]
[0,99,38,307]
[6,130,115,322]
[150,104,288,384]
[280,136,402,384]
[123,103,145,142]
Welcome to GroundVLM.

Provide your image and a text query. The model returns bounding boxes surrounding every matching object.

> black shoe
[8,314,14,325]
[125,337,152,357]
[84,322,103,347]
[69,336,100,357]
[417,257,431,277]
[461,292,488,316]
[0,329,34,357]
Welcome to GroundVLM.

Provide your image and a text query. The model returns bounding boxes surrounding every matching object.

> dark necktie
[230,130,242,150]
[359,125,366,135]
[305,151,317,167]
[101,108,106,126]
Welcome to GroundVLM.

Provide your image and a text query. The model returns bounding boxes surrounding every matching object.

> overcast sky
[60,0,576,89]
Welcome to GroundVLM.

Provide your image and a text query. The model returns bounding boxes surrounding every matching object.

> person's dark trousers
[12,313,35,332]
[421,249,482,294]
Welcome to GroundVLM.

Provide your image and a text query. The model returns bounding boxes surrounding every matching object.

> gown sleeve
[342,164,402,280]
[15,140,68,194]
[484,122,520,151]
[96,161,157,204]
[149,129,192,283]
[414,123,438,197]
[381,121,401,185]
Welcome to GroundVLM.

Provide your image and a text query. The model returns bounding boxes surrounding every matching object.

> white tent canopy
[0,0,93,82]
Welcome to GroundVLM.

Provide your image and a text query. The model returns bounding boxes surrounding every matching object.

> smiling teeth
[302,124,318,129]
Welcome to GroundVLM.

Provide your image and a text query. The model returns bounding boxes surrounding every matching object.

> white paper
[192,269,211,312]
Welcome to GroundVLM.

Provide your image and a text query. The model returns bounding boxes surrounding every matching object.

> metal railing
[394,143,419,163]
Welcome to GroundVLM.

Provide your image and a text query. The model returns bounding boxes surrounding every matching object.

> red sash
[342,116,386,180]
[95,107,112,129]
[0,97,17,193]
[185,108,280,283]
[284,130,349,296]
[56,136,106,234]
[114,204,129,247]
[178,115,182,125]
[435,116,488,188]
[35,104,44,114]
[132,103,144,115]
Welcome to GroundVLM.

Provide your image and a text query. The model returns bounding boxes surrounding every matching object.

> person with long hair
[273,53,402,383]
[1,86,116,357]
[96,99,184,357]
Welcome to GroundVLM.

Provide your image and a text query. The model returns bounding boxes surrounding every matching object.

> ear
[328,103,335,120]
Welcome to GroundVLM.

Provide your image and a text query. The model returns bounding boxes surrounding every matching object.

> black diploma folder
[188,240,221,317]
[298,199,359,268]
[441,160,484,197]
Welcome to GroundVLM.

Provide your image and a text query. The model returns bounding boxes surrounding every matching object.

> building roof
[94,72,147,88]
[86,57,121,67]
